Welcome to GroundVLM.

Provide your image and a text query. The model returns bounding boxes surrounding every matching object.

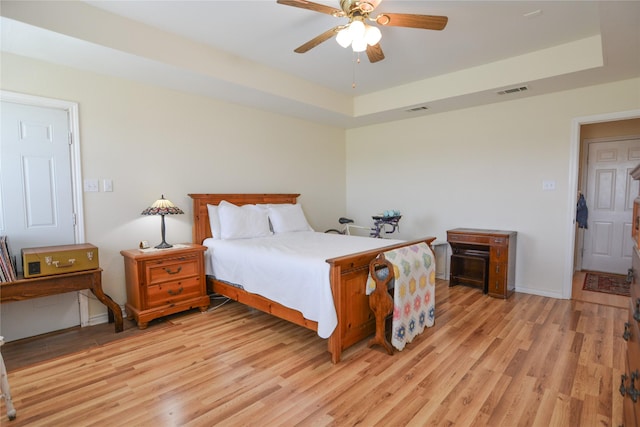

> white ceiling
[1,1,639,128]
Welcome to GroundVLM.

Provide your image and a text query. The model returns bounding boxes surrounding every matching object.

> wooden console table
[447,228,517,299]
[0,268,123,333]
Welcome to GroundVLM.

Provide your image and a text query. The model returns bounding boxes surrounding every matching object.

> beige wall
[346,78,640,297]
[2,49,640,318]
[1,53,347,319]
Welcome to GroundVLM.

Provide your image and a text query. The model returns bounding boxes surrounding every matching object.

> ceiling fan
[277,0,448,63]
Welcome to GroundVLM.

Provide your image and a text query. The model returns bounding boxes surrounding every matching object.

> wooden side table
[0,268,123,333]
[447,228,517,299]
[120,244,209,329]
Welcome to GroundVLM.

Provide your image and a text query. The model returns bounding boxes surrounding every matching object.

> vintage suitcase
[22,243,99,278]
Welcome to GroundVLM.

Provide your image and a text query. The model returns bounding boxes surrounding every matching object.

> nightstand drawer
[146,256,199,285]
[145,276,202,308]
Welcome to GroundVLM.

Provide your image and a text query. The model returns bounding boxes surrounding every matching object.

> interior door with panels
[0,101,80,341]
[583,138,640,274]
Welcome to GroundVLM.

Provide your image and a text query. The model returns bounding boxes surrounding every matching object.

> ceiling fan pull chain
[352,52,361,89]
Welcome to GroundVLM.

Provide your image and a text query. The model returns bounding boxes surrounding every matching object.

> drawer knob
[164,266,182,275]
[635,299,640,322]
[624,322,631,341]
[168,286,184,296]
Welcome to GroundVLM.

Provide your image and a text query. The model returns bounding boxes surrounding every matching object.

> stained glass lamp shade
[141,195,184,249]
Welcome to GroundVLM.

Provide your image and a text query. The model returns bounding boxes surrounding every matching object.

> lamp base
[154,241,173,249]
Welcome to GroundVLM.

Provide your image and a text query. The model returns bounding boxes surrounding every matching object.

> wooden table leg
[89,270,123,333]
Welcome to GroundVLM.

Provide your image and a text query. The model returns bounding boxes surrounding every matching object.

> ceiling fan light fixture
[348,19,366,38]
[336,27,352,48]
[351,37,367,52]
[364,25,381,45]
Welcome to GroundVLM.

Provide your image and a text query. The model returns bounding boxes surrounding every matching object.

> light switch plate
[84,179,99,192]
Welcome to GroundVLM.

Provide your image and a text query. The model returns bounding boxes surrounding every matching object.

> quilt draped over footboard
[366,242,436,351]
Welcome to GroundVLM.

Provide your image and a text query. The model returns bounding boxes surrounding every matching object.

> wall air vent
[405,105,429,112]
[497,85,529,95]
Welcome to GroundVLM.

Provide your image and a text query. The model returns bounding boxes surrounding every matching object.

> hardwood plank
[0,279,627,426]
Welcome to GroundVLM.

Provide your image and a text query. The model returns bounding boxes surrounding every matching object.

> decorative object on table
[21,243,99,278]
[141,195,184,249]
[583,271,630,297]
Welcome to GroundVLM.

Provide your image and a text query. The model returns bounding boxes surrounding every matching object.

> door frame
[566,108,640,299]
[0,90,90,326]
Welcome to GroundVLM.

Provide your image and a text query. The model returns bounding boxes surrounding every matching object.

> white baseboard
[515,285,565,299]
[88,305,126,326]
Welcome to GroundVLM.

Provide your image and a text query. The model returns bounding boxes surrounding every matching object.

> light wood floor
[0,278,629,426]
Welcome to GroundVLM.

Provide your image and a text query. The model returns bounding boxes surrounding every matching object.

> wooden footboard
[189,193,434,363]
[207,278,318,331]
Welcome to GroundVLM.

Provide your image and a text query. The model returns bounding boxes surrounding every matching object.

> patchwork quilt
[366,242,436,351]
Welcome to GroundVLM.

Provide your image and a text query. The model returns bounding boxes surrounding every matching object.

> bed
[189,193,435,363]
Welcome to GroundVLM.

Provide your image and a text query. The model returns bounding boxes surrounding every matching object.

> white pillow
[218,201,272,240]
[207,204,222,239]
[268,204,313,233]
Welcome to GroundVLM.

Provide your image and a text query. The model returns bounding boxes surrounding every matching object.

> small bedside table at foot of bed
[120,243,209,329]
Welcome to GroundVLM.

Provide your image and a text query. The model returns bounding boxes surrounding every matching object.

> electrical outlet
[542,180,556,191]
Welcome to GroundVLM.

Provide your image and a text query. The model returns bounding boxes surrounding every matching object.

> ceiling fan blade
[375,13,448,30]
[294,27,340,53]
[366,43,385,63]
[277,0,344,17]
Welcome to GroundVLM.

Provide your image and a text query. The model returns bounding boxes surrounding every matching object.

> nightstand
[120,243,209,329]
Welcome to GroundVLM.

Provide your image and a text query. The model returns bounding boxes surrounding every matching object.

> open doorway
[572,116,640,306]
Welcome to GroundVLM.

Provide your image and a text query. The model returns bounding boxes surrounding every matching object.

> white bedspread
[203,231,403,338]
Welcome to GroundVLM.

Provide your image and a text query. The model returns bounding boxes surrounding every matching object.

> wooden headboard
[188,193,300,244]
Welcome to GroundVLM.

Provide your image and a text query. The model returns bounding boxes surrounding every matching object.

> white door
[0,100,80,341]
[582,138,640,274]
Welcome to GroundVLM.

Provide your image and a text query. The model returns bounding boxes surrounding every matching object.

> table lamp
[141,195,184,249]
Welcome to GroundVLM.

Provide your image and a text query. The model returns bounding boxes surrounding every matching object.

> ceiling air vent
[497,85,529,95]
[406,105,429,112]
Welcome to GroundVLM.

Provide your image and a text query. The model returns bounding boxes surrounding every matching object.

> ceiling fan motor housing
[340,0,381,15]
